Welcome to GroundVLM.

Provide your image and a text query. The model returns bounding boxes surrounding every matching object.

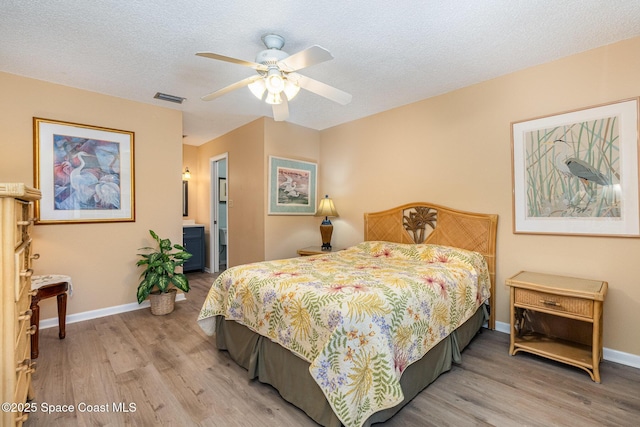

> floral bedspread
[197,241,490,427]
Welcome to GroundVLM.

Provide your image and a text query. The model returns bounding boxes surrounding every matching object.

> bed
[198,203,497,427]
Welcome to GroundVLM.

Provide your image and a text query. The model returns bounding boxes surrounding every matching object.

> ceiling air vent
[154,92,186,104]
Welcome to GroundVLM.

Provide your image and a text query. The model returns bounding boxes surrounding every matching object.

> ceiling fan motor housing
[256,33,289,68]
[262,33,285,49]
[255,48,289,66]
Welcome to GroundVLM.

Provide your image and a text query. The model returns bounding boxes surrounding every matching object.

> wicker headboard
[364,202,498,329]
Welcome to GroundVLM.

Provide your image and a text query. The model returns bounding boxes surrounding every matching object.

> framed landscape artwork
[34,117,135,224]
[511,98,639,236]
[268,156,317,215]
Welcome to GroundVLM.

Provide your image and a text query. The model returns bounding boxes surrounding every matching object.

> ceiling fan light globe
[283,80,300,100]
[265,68,285,93]
[248,79,266,100]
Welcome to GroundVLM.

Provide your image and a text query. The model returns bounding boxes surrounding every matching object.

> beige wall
[189,118,323,266]
[193,118,265,267]
[182,144,198,221]
[0,72,183,321]
[320,36,640,356]
[264,120,321,260]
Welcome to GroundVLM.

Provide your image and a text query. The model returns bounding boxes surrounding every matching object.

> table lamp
[315,195,339,250]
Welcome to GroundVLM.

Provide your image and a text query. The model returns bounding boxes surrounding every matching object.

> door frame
[209,153,228,272]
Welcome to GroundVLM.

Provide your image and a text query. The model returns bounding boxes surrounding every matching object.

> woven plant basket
[149,288,177,315]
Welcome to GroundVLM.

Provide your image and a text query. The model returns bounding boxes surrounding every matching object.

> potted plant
[136,229,192,315]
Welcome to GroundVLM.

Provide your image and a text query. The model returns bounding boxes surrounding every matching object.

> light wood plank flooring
[28,272,640,426]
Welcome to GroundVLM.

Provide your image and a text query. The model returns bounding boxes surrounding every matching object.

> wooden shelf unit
[506,271,607,383]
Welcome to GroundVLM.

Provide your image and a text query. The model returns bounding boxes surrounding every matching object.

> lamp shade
[283,79,300,101]
[315,195,338,251]
[315,195,338,218]
[248,79,266,100]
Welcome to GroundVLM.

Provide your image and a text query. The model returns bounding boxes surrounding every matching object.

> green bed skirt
[214,306,487,426]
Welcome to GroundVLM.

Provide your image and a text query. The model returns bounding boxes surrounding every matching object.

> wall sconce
[183,167,191,180]
[314,195,339,250]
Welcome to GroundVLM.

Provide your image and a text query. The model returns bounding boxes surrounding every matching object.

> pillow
[349,241,489,286]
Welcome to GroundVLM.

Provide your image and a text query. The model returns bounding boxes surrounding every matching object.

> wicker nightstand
[505,271,607,383]
[297,246,343,256]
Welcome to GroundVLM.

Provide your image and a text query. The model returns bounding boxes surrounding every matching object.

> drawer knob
[15,358,31,373]
[20,268,34,278]
[27,361,37,374]
[18,309,33,321]
[17,218,36,225]
[540,299,561,307]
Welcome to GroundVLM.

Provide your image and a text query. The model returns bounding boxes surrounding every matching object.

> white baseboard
[38,293,187,330]
[602,347,640,369]
[493,320,640,369]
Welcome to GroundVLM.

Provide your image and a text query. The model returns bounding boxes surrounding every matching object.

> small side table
[297,246,343,256]
[30,275,72,359]
[506,271,607,383]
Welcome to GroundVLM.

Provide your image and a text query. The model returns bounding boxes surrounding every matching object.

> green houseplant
[136,229,192,315]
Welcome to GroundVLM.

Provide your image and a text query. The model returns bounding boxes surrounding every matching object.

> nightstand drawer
[515,288,593,318]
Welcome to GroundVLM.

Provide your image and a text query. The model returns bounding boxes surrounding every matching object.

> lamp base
[320,223,333,251]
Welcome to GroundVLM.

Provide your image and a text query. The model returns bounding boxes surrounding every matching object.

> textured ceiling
[2,1,640,146]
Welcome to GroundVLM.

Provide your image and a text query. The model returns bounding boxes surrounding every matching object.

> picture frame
[33,117,135,224]
[268,156,317,215]
[511,98,640,236]
[219,177,227,203]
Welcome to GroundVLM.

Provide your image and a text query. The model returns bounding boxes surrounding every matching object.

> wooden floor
[28,272,640,426]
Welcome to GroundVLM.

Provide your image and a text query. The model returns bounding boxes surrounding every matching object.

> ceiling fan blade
[196,52,267,71]
[277,45,333,72]
[272,96,289,121]
[201,75,261,101]
[293,74,352,105]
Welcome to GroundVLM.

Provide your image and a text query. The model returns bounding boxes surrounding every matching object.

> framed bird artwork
[33,117,135,224]
[511,97,639,236]
[268,156,317,215]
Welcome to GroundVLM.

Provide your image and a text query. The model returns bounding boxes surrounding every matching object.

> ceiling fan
[196,34,352,121]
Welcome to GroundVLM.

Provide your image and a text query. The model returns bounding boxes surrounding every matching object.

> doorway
[210,153,228,273]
